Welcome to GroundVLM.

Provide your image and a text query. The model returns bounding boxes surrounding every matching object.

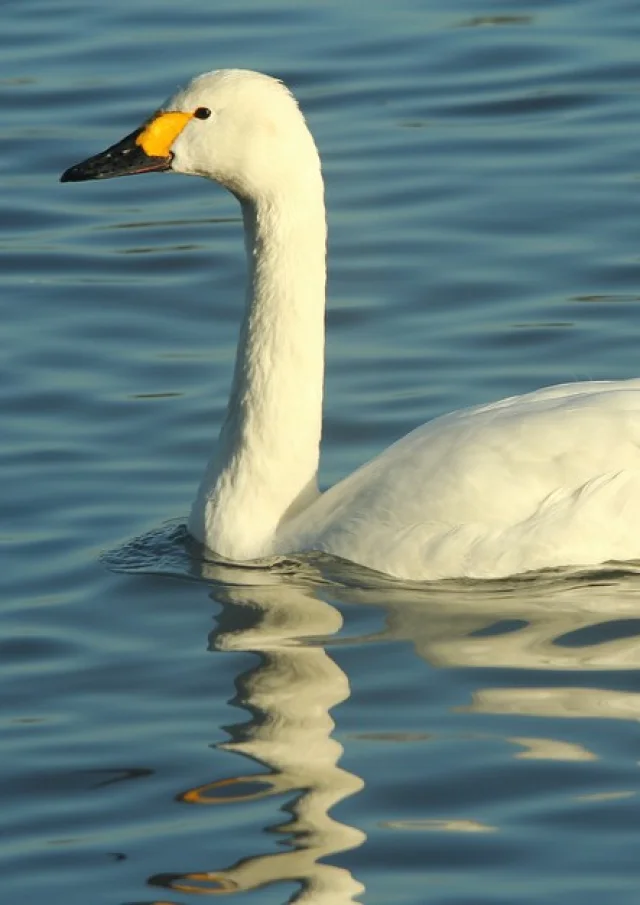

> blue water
[4,1,640,902]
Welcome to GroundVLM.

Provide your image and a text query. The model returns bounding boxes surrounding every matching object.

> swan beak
[60,110,193,182]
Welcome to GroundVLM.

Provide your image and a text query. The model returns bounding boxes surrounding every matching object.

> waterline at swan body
[61,69,640,581]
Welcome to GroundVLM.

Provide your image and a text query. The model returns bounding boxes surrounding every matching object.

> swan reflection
[162,569,365,902]
[145,543,640,901]
[338,568,640,764]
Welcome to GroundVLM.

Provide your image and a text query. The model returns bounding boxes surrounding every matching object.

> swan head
[60,69,320,200]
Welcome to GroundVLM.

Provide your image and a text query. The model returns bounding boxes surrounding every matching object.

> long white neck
[189,166,327,560]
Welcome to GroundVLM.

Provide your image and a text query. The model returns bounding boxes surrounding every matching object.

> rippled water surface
[5,1,640,902]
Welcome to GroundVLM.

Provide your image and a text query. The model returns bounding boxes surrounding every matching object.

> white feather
[149,69,640,581]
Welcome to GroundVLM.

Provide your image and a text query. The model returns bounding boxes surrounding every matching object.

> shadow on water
[109,526,640,903]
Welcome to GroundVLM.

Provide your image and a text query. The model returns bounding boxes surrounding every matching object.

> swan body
[277,380,640,579]
[62,69,640,581]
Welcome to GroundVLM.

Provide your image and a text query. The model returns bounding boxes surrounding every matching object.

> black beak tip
[59,157,108,183]
[60,165,84,183]
[59,153,172,184]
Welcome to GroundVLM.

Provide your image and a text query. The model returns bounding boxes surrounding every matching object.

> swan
[61,68,640,581]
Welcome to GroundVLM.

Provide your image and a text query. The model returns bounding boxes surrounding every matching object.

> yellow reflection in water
[381,818,497,833]
[508,736,598,762]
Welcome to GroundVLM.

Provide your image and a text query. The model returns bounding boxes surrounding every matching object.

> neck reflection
[159,573,365,903]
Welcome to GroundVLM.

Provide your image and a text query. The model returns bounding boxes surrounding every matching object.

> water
[4,0,640,901]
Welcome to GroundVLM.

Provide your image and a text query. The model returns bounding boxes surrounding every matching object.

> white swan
[61,69,640,581]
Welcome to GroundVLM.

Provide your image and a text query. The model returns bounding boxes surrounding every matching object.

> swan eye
[194,106,212,120]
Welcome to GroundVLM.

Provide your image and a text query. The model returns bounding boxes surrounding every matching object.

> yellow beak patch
[135,111,194,158]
